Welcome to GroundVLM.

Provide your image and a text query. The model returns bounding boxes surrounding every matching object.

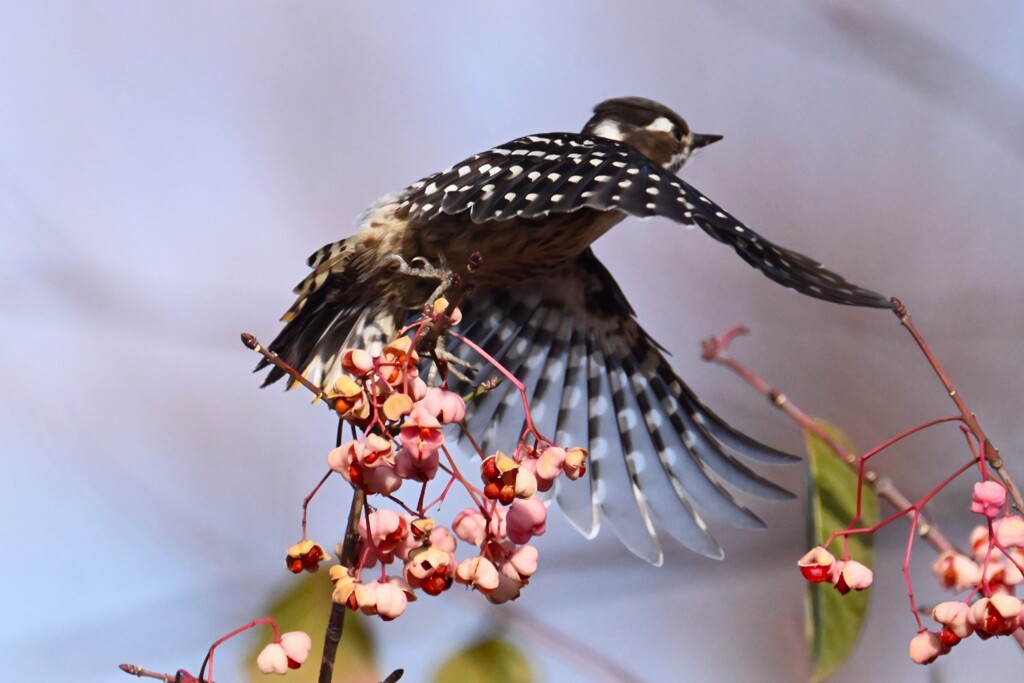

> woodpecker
[260,97,890,564]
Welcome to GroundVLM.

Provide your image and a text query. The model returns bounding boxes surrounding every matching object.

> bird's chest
[410,209,625,287]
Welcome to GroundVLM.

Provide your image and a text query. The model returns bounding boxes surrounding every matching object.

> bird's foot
[386,254,454,308]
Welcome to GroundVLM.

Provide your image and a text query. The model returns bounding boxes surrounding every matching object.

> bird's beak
[691,133,724,150]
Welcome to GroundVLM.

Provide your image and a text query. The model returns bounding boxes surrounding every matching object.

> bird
[259,96,891,565]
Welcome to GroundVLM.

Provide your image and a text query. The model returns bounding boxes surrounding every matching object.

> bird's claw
[387,254,455,309]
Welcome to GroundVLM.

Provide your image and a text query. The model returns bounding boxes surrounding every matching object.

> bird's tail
[258,238,397,391]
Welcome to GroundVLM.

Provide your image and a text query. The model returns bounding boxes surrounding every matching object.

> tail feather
[280,239,354,323]
[260,290,395,390]
[258,236,395,390]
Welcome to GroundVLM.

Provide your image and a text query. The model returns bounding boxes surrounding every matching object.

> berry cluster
[286,298,589,622]
[799,476,1024,665]
[910,482,1024,663]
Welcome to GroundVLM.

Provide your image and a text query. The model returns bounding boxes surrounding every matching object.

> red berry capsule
[939,628,961,647]
[499,484,515,505]
[481,457,499,481]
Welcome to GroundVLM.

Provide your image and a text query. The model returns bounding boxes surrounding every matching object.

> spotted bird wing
[398,132,890,309]
[445,249,798,564]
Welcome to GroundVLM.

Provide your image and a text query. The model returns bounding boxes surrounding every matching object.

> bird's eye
[671,125,683,139]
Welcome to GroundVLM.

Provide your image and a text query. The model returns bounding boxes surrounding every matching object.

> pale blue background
[3,2,1024,681]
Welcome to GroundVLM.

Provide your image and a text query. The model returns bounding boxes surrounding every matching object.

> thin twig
[892,298,1024,512]
[241,332,332,404]
[118,664,178,682]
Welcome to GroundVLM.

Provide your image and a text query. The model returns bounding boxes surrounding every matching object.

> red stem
[302,470,333,539]
[198,618,278,683]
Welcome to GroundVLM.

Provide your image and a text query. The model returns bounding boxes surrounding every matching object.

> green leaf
[804,421,878,683]
[433,636,532,683]
[244,573,378,683]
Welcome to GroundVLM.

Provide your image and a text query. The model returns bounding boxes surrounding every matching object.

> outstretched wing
[446,249,798,564]
[398,132,891,309]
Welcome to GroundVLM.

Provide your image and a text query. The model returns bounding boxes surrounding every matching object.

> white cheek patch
[592,120,625,141]
[645,116,675,133]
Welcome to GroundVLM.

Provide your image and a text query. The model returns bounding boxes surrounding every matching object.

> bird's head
[582,97,722,172]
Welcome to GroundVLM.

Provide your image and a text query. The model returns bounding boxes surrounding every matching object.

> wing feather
[586,335,662,564]
[612,336,770,529]
[600,334,724,558]
[449,249,797,560]
[399,133,889,308]
[552,325,599,538]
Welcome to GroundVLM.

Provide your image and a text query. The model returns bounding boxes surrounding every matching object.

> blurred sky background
[2,2,1024,681]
